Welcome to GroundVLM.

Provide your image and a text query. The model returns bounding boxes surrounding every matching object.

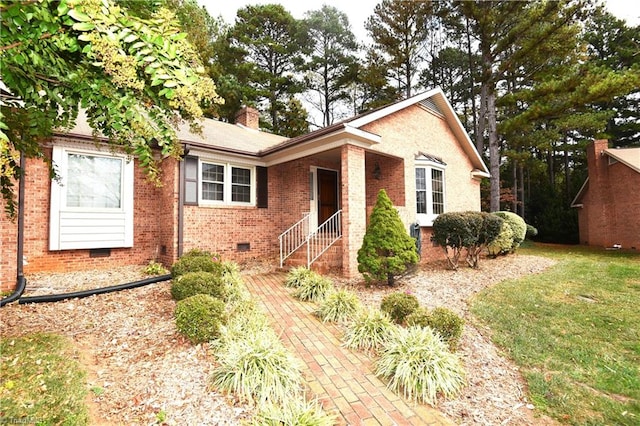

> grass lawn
[471,243,640,425]
[0,333,88,425]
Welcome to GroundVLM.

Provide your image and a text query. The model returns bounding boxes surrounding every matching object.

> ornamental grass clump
[343,308,397,352]
[380,292,420,324]
[170,249,222,277]
[210,329,303,404]
[285,266,315,288]
[315,289,362,323]
[175,294,227,344]
[221,261,250,304]
[170,271,227,301]
[375,326,466,405]
[293,274,334,302]
[250,398,336,426]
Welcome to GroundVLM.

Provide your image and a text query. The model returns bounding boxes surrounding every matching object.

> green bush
[425,307,464,351]
[380,292,420,324]
[487,220,515,256]
[493,211,527,251]
[357,189,419,285]
[375,326,466,404]
[405,307,431,328]
[293,274,334,302]
[251,399,336,426]
[170,271,227,301]
[175,294,226,344]
[285,266,315,288]
[526,223,539,239]
[171,250,223,278]
[343,308,397,352]
[315,289,362,323]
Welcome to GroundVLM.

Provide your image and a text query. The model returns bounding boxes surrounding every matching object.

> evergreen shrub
[175,294,226,344]
[171,249,222,277]
[380,292,420,324]
[425,307,464,351]
[405,307,431,328]
[170,271,227,301]
[493,211,527,251]
[487,219,515,256]
[526,224,539,239]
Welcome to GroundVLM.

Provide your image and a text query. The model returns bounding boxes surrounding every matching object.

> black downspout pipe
[0,150,27,307]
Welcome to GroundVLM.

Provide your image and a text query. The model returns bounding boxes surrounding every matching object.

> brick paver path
[244,273,454,426]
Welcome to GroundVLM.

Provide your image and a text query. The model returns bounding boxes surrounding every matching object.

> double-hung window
[199,160,255,205]
[415,155,446,226]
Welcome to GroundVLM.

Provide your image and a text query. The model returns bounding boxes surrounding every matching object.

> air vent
[419,98,444,116]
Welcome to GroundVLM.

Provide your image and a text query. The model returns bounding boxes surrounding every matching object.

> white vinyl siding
[50,146,134,250]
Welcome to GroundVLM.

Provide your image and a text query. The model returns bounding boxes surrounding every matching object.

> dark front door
[317,169,338,225]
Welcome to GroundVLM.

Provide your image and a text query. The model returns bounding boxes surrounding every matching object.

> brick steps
[283,239,342,274]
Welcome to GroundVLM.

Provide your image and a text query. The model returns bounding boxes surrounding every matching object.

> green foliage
[425,308,465,351]
[357,189,419,285]
[251,399,336,426]
[431,211,503,269]
[343,308,397,352]
[487,220,515,257]
[405,307,431,328]
[315,289,362,323]
[293,274,334,303]
[170,271,227,301]
[1,0,222,217]
[375,326,466,405]
[171,251,222,277]
[380,292,420,324]
[493,211,527,251]
[526,224,539,239]
[142,260,169,276]
[210,328,303,404]
[175,294,226,344]
[285,266,315,288]
[220,261,250,305]
[0,333,88,425]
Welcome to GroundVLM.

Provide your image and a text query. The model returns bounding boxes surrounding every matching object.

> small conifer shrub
[175,294,226,344]
[357,189,418,285]
[405,307,431,328]
[425,307,464,351]
[380,292,420,324]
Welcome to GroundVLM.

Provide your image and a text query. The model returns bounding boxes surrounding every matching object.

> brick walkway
[244,273,454,426]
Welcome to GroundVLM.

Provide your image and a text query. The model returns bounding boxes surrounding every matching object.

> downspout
[177,145,190,258]
[0,150,27,307]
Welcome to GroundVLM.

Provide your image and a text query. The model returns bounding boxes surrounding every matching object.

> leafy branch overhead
[0,0,223,218]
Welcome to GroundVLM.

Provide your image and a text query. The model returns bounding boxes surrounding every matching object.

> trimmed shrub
[315,289,362,323]
[210,329,303,404]
[357,189,419,285]
[425,307,464,351]
[380,292,420,324]
[285,266,315,288]
[293,275,334,302]
[405,307,431,328]
[487,220,515,256]
[343,308,397,352]
[170,271,227,301]
[493,211,527,251]
[526,224,538,239]
[175,294,226,344]
[171,251,222,278]
[251,399,336,426]
[375,326,466,404]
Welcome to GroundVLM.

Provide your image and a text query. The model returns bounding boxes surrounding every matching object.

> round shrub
[405,307,431,328]
[315,289,362,323]
[175,294,226,344]
[425,307,464,351]
[171,252,223,278]
[375,326,466,404]
[170,271,227,301]
[493,211,527,251]
[487,220,514,257]
[380,292,420,324]
[526,223,538,239]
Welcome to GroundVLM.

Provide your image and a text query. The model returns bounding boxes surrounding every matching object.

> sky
[198,0,639,42]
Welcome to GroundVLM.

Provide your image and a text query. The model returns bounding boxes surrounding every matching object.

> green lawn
[0,333,88,426]
[471,244,640,426]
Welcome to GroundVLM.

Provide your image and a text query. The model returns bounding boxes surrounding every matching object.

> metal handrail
[307,210,342,267]
[279,212,311,268]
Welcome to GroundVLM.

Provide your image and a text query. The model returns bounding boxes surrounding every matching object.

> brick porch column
[341,144,366,278]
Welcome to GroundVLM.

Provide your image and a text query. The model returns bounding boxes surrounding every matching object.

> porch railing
[278,210,342,269]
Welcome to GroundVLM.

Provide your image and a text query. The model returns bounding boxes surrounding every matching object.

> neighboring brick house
[1,88,489,290]
[571,139,640,250]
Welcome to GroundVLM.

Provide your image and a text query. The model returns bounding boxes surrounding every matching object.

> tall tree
[302,5,359,127]
[366,0,433,99]
[1,0,221,217]
[346,48,399,115]
[228,4,309,134]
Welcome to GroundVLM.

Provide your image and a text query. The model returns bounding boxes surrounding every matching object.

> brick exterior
[1,99,485,290]
[576,140,640,250]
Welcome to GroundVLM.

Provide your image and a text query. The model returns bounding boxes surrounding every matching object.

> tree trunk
[476,84,487,154]
[465,16,478,146]
[518,162,525,219]
[512,161,518,213]
[487,88,500,212]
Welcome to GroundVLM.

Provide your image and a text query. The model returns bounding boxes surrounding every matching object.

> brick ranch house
[571,139,640,250]
[1,88,489,290]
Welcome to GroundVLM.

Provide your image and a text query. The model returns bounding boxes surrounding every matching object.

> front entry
[310,167,339,230]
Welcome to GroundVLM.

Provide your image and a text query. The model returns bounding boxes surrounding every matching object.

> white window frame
[415,160,446,227]
[198,159,256,206]
[50,145,134,250]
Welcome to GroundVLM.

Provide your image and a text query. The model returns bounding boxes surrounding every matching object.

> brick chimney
[235,106,259,130]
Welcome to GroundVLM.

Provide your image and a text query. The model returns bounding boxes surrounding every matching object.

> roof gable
[603,147,640,174]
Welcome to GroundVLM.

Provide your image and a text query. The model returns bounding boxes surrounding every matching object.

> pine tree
[357,190,419,286]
